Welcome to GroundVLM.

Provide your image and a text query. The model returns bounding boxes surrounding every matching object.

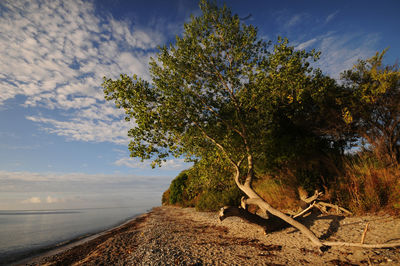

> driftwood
[219,206,292,234]
[293,202,316,218]
[316,202,352,215]
[298,190,352,216]
[219,190,400,250]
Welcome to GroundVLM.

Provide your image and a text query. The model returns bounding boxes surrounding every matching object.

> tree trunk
[238,182,324,247]
[227,149,325,247]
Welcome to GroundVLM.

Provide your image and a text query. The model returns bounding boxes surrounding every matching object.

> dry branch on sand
[219,191,400,250]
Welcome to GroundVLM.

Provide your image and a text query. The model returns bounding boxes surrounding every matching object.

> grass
[252,152,400,215]
[253,175,300,211]
[334,154,400,215]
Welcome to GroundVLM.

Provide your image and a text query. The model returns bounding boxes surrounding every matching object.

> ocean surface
[0,206,151,264]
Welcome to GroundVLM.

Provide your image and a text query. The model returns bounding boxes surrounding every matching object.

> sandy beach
[21,206,400,265]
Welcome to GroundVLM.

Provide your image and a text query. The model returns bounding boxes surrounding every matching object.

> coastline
[15,206,400,265]
[6,211,148,266]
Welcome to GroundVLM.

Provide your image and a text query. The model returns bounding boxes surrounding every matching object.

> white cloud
[26,111,132,145]
[295,38,317,50]
[292,32,379,79]
[0,170,171,184]
[114,157,190,171]
[22,196,41,204]
[315,32,380,79]
[114,157,147,169]
[19,195,67,205]
[274,11,308,30]
[272,9,379,81]
[0,169,168,209]
[46,195,63,203]
[161,158,190,170]
[0,170,174,209]
[286,14,304,28]
[0,0,167,144]
[325,11,339,23]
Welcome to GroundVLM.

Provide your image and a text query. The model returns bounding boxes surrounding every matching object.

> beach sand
[22,206,400,265]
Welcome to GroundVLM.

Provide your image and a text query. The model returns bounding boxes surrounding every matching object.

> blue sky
[1,0,399,210]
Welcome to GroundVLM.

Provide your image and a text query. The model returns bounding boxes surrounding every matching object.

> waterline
[0,206,151,264]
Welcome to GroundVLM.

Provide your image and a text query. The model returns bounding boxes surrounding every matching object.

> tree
[342,50,400,164]
[103,0,400,249]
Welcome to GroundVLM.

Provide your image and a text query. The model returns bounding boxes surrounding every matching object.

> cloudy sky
[1,0,399,210]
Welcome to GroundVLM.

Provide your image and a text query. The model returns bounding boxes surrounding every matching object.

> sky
[0,0,399,210]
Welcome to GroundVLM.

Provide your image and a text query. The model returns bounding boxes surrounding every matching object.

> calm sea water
[0,206,151,264]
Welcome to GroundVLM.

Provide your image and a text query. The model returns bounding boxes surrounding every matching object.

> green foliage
[189,152,243,211]
[164,152,242,210]
[341,50,400,163]
[104,0,269,168]
[169,171,189,205]
[196,187,242,211]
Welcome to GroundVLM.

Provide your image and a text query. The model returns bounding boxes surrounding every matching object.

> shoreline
[6,211,149,266]
[14,206,400,265]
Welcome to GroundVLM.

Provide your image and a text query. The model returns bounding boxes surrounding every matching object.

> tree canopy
[103,1,344,175]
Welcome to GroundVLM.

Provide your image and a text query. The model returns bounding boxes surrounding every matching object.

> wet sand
[20,206,400,265]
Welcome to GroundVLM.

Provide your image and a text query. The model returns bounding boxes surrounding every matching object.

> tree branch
[189,87,246,140]
[192,120,240,173]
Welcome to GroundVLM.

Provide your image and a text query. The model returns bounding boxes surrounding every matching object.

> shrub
[196,187,242,211]
[162,189,170,205]
[169,171,189,205]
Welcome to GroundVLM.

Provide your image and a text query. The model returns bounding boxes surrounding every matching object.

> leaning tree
[103,0,400,249]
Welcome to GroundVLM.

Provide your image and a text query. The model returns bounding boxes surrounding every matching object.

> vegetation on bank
[103,0,400,215]
[163,152,400,214]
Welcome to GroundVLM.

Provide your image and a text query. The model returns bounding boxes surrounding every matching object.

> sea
[0,206,151,265]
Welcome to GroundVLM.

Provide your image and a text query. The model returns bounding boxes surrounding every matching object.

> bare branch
[317,202,352,215]
[300,190,323,204]
[360,222,370,244]
[293,202,316,218]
